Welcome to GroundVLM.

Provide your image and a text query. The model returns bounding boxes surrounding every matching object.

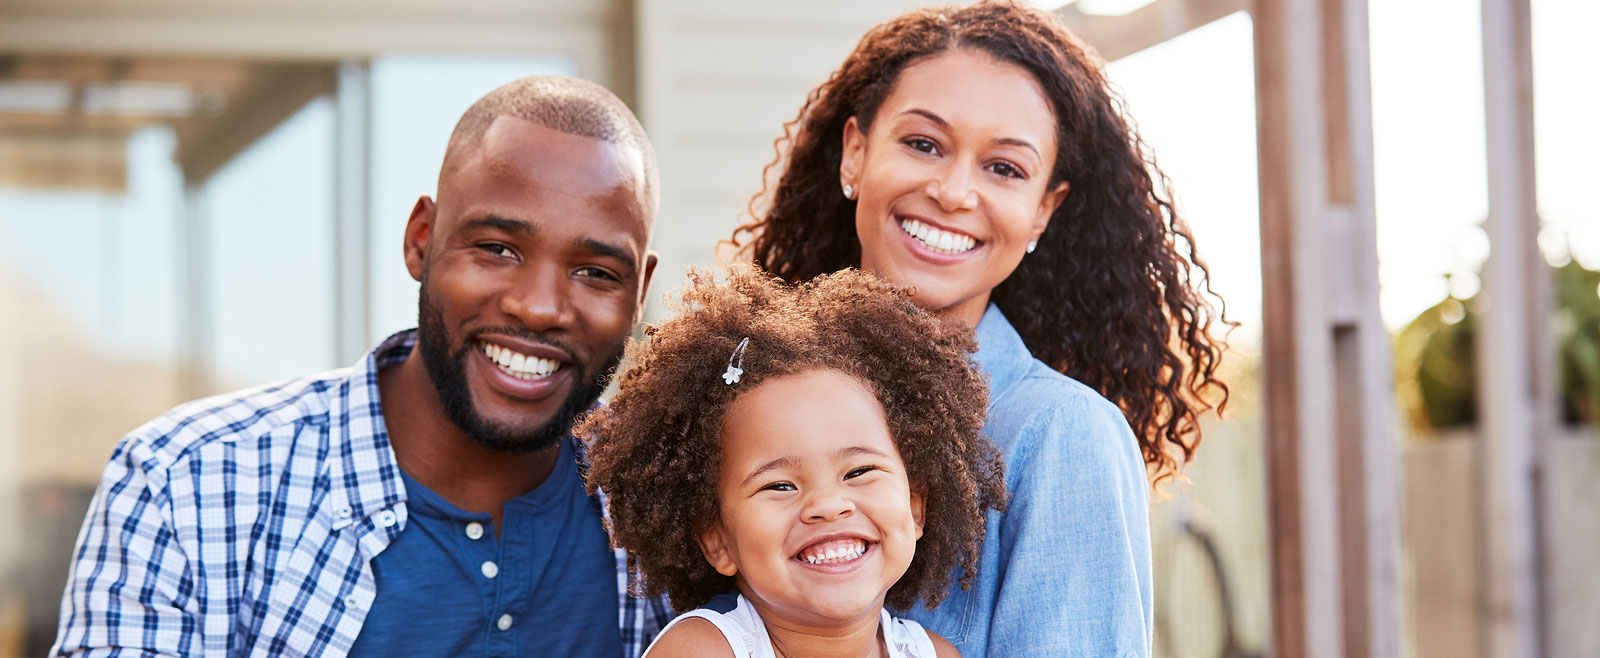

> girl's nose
[801,489,856,522]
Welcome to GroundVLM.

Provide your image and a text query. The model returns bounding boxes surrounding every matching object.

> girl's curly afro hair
[580,265,1005,613]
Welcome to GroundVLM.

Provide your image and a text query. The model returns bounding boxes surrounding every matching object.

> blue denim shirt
[904,304,1152,658]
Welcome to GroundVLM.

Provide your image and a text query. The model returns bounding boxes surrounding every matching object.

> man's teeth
[899,217,977,255]
[482,343,560,380]
[800,539,868,564]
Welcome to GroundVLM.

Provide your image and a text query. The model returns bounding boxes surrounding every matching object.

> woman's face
[841,49,1069,327]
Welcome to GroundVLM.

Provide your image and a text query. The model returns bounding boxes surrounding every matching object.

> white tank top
[644,592,939,658]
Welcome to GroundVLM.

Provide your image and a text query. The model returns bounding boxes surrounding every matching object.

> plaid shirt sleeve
[52,436,200,657]
[616,547,674,657]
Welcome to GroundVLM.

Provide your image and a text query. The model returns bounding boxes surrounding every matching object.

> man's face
[404,116,657,453]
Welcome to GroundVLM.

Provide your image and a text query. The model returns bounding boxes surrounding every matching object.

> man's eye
[478,243,514,258]
[904,137,939,155]
[761,482,796,492]
[844,466,878,480]
[575,266,620,282]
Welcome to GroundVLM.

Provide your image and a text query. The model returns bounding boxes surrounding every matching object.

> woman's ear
[840,116,867,193]
[696,524,740,577]
[909,491,927,540]
[1033,180,1070,237]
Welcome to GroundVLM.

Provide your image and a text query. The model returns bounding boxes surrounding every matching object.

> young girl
[581,266,1005,658]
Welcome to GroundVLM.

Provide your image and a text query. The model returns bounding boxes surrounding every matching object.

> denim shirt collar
[974,303,1033,406]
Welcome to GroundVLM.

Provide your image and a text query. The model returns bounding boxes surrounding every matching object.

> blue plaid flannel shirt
[52,329,672,657]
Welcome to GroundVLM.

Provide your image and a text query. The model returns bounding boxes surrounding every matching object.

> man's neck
[377,346,561,534]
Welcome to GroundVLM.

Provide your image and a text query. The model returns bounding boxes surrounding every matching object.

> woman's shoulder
[988,359,1135,455]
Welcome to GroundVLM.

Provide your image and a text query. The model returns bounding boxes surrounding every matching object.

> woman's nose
[926,164,979,212]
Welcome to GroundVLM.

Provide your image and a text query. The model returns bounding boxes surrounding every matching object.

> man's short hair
[443,76,659,213]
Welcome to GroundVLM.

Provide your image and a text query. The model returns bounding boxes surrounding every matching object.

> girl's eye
[844,466,878,480]
[761,482,796,492]
[903,137,939,155]
[988,161,1025,180]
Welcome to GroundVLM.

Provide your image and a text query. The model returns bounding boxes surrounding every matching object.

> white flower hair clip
[723,337,750,385]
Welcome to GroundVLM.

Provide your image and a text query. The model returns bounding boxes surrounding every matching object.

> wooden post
[1253,0,1400,656]
[1476,0,1547,655]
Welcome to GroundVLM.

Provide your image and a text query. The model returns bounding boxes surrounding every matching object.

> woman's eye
[844,466,878,480]
[904,137,939,155]
[761,482,796,492]
[988,161,1025,180]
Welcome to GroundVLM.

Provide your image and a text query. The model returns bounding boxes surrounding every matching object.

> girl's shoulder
[643,616,737,658]
[644,593,756,658]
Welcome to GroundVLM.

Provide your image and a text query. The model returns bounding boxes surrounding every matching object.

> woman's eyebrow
[900,108,1041,158]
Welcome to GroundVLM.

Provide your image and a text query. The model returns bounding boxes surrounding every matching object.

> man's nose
[499,265,575,332]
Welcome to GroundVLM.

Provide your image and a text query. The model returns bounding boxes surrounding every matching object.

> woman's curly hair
[580,266,1006,613]
[729,1,1231,486]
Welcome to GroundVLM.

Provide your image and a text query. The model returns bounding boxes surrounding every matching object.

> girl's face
[841,49,1070,327]
[698,369,925,627]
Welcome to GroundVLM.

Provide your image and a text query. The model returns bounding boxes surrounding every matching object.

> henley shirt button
[344,594,360,609]
[481,561,499,579]
[337,506,353,519]
[465,522,485,540]
[375,510,397,528]
[496,613,513,631]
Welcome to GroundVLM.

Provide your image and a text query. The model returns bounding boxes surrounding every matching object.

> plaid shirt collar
[327,329,414,544]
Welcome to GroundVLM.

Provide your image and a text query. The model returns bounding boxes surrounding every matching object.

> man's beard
[416,282,619,454]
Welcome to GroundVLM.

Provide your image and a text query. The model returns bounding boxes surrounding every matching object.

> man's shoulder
[122,368,354,470]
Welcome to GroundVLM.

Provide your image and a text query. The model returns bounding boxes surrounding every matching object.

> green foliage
[1395,261,1600,431]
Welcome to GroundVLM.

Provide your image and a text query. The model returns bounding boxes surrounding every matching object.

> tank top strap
[880,608,940,658]
[642,593,773,658]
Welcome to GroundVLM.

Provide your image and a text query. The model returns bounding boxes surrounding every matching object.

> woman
[730,2,1230,656]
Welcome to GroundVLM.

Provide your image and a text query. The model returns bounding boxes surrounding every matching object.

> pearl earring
[1026,240,1038,254]
[842,183,855,200]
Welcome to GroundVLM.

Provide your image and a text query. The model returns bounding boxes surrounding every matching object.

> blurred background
[0,0,1592,656]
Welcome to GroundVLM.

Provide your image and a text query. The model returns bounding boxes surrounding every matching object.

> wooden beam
[0,129,128,191]
[174,63,336,184]
[1055,0,1249,61]
[1253,0,1399,656]
[1476,0,1548,655]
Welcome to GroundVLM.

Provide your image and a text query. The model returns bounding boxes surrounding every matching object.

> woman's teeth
[900,217,977,255]
[799,539,868,564]
[482,343,560,380]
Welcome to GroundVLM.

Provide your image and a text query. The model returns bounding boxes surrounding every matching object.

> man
[52,76,672,657]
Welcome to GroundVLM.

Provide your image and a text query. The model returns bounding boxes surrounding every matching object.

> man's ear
[404,195,437,282]
[839,116,867,193]
[636,250,659,315]
[910,490,927,540]
[696,524,739,577]
[1032,180,1070,239]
